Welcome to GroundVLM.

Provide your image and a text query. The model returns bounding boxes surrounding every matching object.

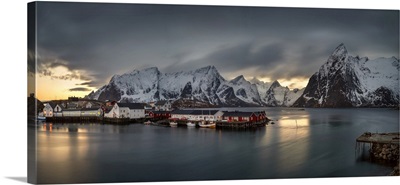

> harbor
[38,98,271,128]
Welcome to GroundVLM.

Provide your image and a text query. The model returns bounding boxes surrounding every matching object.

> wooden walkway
[356,132,400,144]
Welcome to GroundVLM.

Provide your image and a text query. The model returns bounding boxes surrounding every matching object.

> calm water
[31,108,399,184]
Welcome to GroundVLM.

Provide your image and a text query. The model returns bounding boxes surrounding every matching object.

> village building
[148,110,171,119]
[53,104,64,117]
[171,109,223,121]
[81,107,102,117]
[113,103,146,119]
[43,102,57,117]
[103,106,115,118]
[154,100,172,111]
[222,111,258,122]
[255,111,267,121]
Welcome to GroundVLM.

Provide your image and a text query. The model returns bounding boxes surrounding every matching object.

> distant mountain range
[87,43,399,108]
[86,66,303,107]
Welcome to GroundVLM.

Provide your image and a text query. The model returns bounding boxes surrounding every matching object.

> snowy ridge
[87,65,302,107]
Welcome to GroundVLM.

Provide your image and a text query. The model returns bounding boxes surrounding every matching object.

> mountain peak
[272,80,280,85]
[236,75,245,80]
[331,43,348,58]
[270,80,281,88]
[230,75,246,84]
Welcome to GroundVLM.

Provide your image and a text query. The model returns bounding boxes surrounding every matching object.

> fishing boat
[186,122,196,127]
[169,121,178,127]
[198,121,216,128]
[143,120,152,125]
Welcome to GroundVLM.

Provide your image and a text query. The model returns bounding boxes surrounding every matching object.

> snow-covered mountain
[249,77,272,99]
[263,80,305,106]
[293,43,399,107]
[87,66,301,107]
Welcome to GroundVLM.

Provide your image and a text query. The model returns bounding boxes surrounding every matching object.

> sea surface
[30,108,399,183]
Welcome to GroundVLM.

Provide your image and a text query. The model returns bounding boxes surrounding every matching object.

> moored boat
[37,112,46,120]
[186,122,196,127]
[144,120,152,125]
[169,121,178,127]
[198,121,216,128]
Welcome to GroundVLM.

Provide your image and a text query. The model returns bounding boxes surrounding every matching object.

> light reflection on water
[34,108,398,183]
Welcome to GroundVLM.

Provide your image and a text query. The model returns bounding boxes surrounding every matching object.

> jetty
[356,132,399,175]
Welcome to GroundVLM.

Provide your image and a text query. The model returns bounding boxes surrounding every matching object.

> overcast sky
[33,2,399,91]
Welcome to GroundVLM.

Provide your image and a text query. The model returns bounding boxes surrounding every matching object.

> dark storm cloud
[76,81,93,86]
[27,50,36,75]
[69,87,92,92]
[35,2,399,87]
[165,42,284,74]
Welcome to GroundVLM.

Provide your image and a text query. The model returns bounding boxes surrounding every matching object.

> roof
[149,110,170,114]
[81,107,101,111]
[155,100,168,106]
[222,111,255,117]
[171,109,193,115]
[63,108,82,112]
[47,102,57,108]
[171,109,220,115]
[117,103,144,109]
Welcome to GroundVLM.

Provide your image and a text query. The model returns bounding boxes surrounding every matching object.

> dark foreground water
[31,108,399,184]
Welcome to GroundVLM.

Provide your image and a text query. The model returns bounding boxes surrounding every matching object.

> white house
[53,104,64,117]
[155,100,172,111]
[117,103,146,119]
[104,104,124,118]
[171,109,224,121]
[104,103,145,119]
[104,106,116,118]
[43,102,57,117]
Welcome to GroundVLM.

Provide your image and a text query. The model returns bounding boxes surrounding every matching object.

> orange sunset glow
[35,66,96,101]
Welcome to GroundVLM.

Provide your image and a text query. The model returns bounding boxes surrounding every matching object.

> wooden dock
[355,132,399,175]
[356,132,400,144]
